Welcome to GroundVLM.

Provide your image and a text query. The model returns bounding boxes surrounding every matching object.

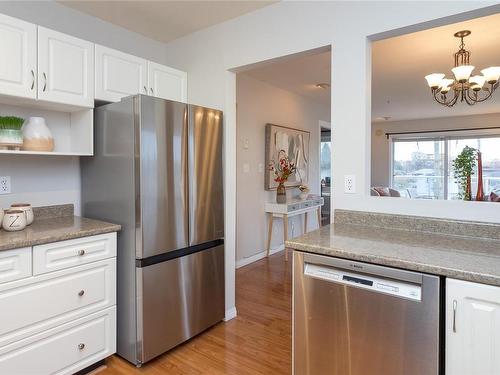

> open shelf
[0,102,93,156]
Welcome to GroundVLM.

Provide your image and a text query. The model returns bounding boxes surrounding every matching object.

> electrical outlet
[344,175,356,194]
[0,176,11,194]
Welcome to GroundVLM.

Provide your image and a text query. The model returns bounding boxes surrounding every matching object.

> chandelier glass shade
[424,30,500,107]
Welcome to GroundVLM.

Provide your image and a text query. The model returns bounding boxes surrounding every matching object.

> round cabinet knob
[77,250,85,256]
[78,290,85,297]
[78,343,85,350]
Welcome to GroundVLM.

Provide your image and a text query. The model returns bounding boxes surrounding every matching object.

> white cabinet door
[147,61,187,102]
[446,278,500,375]
[0,14,36,98]
[95,45,147,102]
[37,26,94,107]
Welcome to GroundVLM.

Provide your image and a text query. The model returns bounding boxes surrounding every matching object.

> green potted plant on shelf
[452,145,477,200]
[0,116,24,150]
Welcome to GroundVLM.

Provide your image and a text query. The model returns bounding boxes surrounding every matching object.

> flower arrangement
[269,150,296,203]
[268,150,296,184]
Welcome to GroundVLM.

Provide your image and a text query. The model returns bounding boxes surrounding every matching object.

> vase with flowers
[269,150,296,203]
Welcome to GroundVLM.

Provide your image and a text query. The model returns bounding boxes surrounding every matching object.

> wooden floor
[98,252,292,375]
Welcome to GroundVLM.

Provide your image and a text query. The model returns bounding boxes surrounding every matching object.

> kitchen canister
[2,209,27,231]
[10,203,34,225]
[21,117,54,152]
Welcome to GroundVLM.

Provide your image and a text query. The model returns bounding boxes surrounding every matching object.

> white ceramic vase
[21,117,54,152]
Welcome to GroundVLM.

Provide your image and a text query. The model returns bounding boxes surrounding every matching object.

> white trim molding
[236,245,284,269]
[224,306,238,321]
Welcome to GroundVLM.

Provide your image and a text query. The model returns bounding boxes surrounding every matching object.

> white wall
[236,74,329,267]
[372,112,500,186]
[160,1,500,319]
[0,1,170,214]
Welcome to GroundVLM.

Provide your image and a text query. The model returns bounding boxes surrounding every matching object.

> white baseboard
[235,244,285,269]
[224,306,237,321]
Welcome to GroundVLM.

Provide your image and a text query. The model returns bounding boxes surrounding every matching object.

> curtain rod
[385,126,500,139]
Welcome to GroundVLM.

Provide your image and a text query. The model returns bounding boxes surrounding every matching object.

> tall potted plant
[269,150,296,203]
[452,146,477,200]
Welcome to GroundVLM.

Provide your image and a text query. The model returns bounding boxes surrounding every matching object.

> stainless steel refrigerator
[80,95,225,366]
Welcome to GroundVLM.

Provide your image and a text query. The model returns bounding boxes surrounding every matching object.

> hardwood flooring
[98,252,292,375]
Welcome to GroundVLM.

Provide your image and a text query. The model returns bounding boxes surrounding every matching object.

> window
[392,139,445,199]
[320,132,331,184]
[391,134,500,200]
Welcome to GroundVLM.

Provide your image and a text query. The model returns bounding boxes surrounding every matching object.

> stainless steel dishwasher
[293,251,441,375]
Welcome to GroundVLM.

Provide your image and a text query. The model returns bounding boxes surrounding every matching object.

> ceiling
[241,48,331,106]
[372,13,500,122]
[59,0,276,43]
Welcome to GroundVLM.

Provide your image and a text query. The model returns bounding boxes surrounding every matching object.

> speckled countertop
[286,223,500,287]
[0,205,121,251]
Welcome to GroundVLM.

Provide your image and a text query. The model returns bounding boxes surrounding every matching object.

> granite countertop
[0,214,121,252]
[286,223,500,287]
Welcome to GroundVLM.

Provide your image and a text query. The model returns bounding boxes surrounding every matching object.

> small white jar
[10,203,34,225]
[2,209,27,231]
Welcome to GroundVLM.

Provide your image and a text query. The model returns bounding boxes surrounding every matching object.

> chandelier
[424,30,500,107]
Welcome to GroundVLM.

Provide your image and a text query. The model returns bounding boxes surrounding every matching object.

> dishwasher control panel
[304,263,422,301]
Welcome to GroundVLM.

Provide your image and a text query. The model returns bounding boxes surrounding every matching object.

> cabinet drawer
[0,247,31,283]
[0,258,115,346]
[0,306,116,375]
[33,233,116,275]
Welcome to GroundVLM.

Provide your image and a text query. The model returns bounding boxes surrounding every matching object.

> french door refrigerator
[81,95,224,366]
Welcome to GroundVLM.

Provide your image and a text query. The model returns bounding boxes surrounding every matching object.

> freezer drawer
[136,244,225,363]
[293,251,441,375]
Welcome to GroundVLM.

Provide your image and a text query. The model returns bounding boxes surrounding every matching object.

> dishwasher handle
[303,252,423,285]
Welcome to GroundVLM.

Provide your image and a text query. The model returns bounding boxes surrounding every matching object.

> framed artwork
[265,123,310,190]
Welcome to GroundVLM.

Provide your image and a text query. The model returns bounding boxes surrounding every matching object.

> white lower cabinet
[0,307,116,375]
[0,233,117,374]
[446,278,500,375]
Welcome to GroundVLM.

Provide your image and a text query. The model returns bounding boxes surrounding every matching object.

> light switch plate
[344,175,356,194]
[243,163,250,173]
[0,176,11,194]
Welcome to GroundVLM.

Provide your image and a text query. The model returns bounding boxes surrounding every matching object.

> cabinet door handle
[452,299,457,333]
[78,290,85,297]
[143,85,147,94]
[77,249,85,256]
[30,70,35,90]
[42,72,47,92]
[150,87,154,95]
[78,343,85,350]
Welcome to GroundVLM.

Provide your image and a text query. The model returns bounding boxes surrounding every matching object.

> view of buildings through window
[392,135,500,199]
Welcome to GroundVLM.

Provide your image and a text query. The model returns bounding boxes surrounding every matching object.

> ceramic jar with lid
[10,203,34,225]
[2,209,27,231]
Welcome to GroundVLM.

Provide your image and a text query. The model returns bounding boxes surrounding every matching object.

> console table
[265,196,324,261]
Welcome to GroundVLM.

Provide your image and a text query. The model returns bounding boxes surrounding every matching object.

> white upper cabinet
[95,45,147,102]
[147,61,187,103]
[37,26,94,107]
[0,14,36,99]
[446,278,500,375]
